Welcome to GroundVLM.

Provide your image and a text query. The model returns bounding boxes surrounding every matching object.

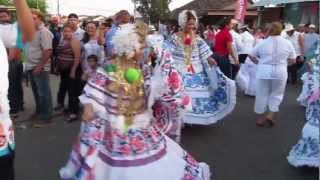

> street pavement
[14,75,318,180]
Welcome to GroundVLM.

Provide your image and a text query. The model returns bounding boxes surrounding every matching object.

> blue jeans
[29,71,53,121]
[212,53,232,78]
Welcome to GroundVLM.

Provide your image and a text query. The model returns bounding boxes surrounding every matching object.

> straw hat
[284,23,295,32]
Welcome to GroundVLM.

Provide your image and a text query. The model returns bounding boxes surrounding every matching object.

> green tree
[0,0,11,6]
[133,0,171,24]
[0,0,47,13]
[26,0,47,13]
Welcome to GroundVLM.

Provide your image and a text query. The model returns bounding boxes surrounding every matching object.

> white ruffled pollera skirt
[182,67,236,125]
[287,101,320,168]
[60,119,211,180]
[297,73,311,107]
[236,59,257,96]
[60,136,211,180]
[92,137,210,180]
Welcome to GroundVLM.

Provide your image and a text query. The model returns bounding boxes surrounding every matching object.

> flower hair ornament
[178,10,198,29]
[111,21,148,59]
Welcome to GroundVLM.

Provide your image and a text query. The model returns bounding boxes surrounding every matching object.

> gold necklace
[179,33,196,71]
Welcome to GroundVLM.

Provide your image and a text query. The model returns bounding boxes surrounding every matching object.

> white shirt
[0,23,17,155]
[251,36,296,80]
[74,27,85,41]
[25,24,53,71]
[82,39,105,71]
[230,30,243,64]
[0,23,17,112]
[304,32,319,53]
[240,31,255,55]
[282,31,303,56]
[0,23,17,48]
[230,30,243,53]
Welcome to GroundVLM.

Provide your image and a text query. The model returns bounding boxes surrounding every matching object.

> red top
[214,27,233,56]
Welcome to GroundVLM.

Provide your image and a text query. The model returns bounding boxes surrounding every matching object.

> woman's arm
[70,39,81,78]
[207,57,217,67]
[298,34,304,59]
[14,0,35,41]
[82,103,95,122]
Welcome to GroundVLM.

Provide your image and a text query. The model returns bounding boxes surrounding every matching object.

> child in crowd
[81,54,99,82]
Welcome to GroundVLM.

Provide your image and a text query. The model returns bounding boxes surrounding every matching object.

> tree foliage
[27,0,47,13]
[133,0,171,24]
[0,0,47,13]
[0,0,10,6]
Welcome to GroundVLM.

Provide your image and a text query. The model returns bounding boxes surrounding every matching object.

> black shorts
[0,154,15,180]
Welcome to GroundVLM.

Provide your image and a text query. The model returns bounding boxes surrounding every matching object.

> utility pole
[133,0,136,17]
[57,0,60,16]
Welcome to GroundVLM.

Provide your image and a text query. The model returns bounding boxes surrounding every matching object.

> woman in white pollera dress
[287,38,320,167]
[162,10,236,126]
[59,22,211,180]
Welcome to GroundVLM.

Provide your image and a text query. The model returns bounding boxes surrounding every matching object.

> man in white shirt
[304,24,319,55]
[0,9,25,120]
[239,25,255,63]
[105,10,131,58]
[282,23,304,84]
[67,13,85,41]
[0,1,35,179]
[25,9,54,128]
[296,24,306,35]
[230,23,243,79]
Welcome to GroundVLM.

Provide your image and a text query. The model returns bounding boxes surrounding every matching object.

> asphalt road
[14,76,318,180]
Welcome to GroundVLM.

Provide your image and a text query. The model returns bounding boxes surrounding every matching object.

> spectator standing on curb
[105,10,131,59]
[25,9,54,128]
[0,9,25,119]
[282,23,305,84]
[0,0,35,179]
[67,13,85,41]
[55,24,81,123]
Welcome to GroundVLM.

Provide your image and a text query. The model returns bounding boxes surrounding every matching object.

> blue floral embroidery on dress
[80,118,105,147]
[183,72,209,88]
[290,137,319,159]
[190,72,230,115]
[288,100,320,167]
[306,101,320,126]
[183,152,203,180]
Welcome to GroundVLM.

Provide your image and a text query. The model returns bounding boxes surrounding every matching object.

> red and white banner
[234,0,248,23]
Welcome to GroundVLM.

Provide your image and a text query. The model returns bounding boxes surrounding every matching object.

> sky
[47,0,193,16]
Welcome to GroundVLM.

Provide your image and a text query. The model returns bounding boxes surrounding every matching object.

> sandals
[10,113,20,122]
[266,118,275,127]
[256,116,276,127]
[256,117,267,127]
[65,114,78,123]
[54,105,65,112]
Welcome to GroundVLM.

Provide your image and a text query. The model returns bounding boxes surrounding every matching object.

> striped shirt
[56,40,74,69]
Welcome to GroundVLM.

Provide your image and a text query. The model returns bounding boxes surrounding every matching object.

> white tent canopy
[254,0,319,6]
